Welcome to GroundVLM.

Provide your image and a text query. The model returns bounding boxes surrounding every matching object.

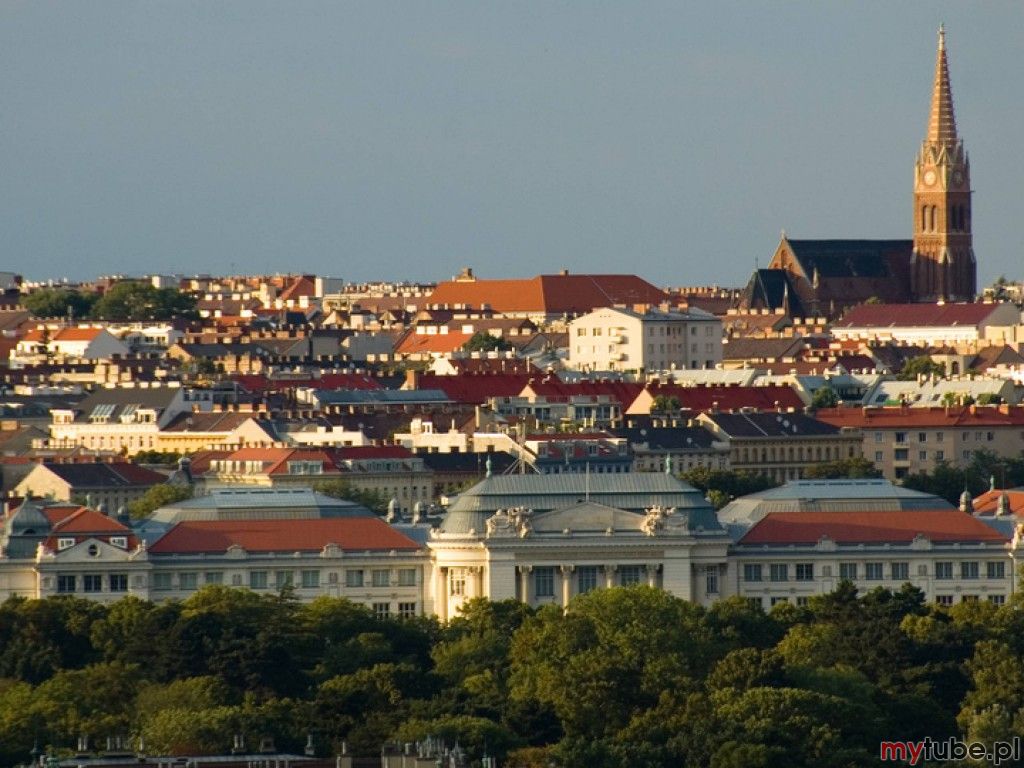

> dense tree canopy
[462,331,512,353]
[90,281,197,321]
[0,583,1021,766]
[22,288,98,319]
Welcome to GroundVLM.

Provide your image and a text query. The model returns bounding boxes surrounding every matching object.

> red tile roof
[739,510,1007,546]
[149,517,421,554]
[417,372,535,404]
[638,383,805,413]
[23,327,105,342]
[835,302,1006,328]
[427,274,668,315]
[521,376,644,405]
[816,405,1024,429]
[394,330,474,355]
[972,489,1024,516]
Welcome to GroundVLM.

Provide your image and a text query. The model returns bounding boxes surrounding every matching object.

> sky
[2,2,1022,289]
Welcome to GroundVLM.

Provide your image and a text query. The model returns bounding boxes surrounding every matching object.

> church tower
[911,26,976,302]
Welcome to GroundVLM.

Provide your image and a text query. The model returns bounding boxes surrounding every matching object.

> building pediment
[531,502,644,533]
[44,537,139,563]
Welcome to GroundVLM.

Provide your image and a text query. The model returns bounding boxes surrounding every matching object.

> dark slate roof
[612,426,720,453]
[420,451,518,474]
[41,462,168,489]
[313,389,452,406]
[72,385,181,420]
[703,411,840,438]
[741,269,806,316]
[786,239,912,279]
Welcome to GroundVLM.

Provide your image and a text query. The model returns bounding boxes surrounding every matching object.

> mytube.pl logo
[880,737,1021,766]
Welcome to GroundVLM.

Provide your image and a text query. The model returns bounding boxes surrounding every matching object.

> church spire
[927,24,958,146]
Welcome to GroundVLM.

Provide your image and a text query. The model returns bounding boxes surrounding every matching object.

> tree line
[1,582,1022,767]
[23,282,196,322]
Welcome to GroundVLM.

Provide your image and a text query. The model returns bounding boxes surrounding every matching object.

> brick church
[740,27,976,319]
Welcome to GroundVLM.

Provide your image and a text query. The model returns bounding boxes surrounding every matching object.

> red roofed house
[831,302,1020,350]
[15,326,130,361]
[816,405,1024,481]
[733,509,1013,608]
[426,271,668,322]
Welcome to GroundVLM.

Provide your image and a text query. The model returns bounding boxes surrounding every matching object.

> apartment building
[816,405,1024,480]
[568,306,722,373]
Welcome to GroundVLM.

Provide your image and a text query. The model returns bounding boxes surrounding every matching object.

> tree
[810,386,839,409]
[22,288,97,319]
[311,479,390,516]
[126,483,194,519]
[651,395,681,412]
[897,355,945,381]
[90,281,196,321]
[681,467,781,509]
[803,456,881,480]
[462,331,512,353]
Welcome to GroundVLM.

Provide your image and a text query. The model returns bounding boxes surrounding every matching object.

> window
[875,451,883,462]
[578,566,598,594]
[919,451,927,461]
[57,574,76,593]
[398,601,417,618]
[249,571,268,590]
[372,569,390,588]
[770,597,789,607]
[936,432,944,442]
[535,567,555,597]
[397,568,416,587]
[373,602,391,619]
[894,449,909,461]
[83,574,102,593]
[619,565,643,586]
[989,594,1006,605]
[796,596,810,607]
[795,563,814,582]
[179,572,198,590]
[936,595,954,607]
[874,432,883,443]
[346,569,364,588]
[57,537,75,551]
[205,572,223,585]
[891,562,909,580]
[935,562,953,580]
[895,432,907,444]
[743,564,763,583]
[449,570,465,597]
[987,561,1006,580]
[769,564,788,582]
[839,562,858,580]
[960,561,980,580]
[301,570,320,589]
[706,567,719,595]
[865,562,884,580]
[936,451,944,461]
[918,432,927,443]
[109,536,127,549]
[153,572,172,591]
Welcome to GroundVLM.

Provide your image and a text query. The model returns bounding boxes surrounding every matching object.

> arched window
[931,205,938,232]
[921,205,928,232]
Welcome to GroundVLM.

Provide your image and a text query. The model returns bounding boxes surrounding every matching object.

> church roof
[784,239,912,280]
[929,26,958,146]
[741,269,806,316]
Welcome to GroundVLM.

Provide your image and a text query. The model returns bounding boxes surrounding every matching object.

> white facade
[568,306,723,373]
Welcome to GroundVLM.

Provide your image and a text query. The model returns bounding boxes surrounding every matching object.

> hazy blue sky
[2,2,1022,288]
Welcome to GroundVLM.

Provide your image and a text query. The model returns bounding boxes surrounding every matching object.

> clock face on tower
[923,169,937,186]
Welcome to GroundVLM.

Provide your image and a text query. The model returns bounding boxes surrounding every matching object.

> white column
[519,566,531,604]
[646,564,659,588]
[605,564,617,589]
[561,565,574,607]
[435,566,447,622]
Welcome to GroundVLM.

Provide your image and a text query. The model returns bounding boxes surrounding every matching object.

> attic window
[110,536,127,549]
[57,537,75,550]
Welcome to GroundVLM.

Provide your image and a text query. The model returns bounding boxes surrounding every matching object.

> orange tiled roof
[427,274,667,315]
[816,405,1024,429]
[149,517,421,554]
[740,510,1007,545]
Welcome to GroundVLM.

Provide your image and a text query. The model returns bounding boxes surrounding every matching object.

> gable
[531,502,644,533]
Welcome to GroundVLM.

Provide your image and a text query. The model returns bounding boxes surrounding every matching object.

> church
[739,27,976,319]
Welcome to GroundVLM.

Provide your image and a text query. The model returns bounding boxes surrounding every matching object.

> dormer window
[110,536,127,549]
[57,537,75,550]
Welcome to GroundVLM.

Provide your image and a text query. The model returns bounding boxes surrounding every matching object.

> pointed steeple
[927,24,958,146]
